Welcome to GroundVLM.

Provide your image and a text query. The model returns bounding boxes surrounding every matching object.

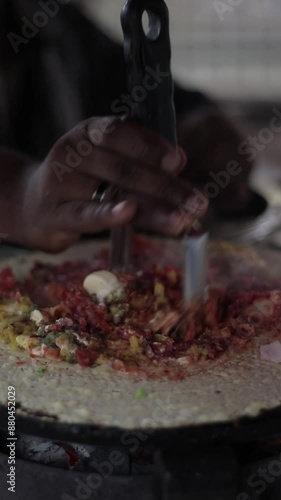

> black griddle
[1,403,281,448]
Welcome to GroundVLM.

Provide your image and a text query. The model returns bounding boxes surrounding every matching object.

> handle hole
[142,10,161,41]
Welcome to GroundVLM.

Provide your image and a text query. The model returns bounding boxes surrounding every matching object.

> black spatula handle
[121,0,177,146]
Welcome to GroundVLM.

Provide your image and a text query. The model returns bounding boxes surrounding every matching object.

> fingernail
[162,149,181,173]
[112,200,136,216]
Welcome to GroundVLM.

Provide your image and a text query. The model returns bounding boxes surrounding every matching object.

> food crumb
[135,388,147,400]
[35,366,47,374]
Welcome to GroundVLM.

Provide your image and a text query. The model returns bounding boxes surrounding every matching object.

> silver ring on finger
[91,182,119,203]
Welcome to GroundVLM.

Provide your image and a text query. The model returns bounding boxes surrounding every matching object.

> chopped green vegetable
[43,333,57,347]
[105,289,126,305]
[18,296,34,313]
[110,305,122,316]
[20,296,31,303]
[68,353,76,363]
[154,282,165,298]
[135,388,147,400]
[155,334,168,343]
[35,366,47,374]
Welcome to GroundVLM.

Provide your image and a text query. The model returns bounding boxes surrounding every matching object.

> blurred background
[1,0,281,254]
[80,0,281,107]
[77,0,281,244]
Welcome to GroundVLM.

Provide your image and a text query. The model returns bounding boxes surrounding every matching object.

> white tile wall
[78,0,281,101]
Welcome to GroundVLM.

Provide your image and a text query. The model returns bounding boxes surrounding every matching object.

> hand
[177,106,254,217]
[14,117,207,252]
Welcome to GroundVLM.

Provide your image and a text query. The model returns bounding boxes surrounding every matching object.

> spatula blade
[183,233,209,303]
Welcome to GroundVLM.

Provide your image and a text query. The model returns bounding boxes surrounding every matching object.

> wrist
[0,149,40,246]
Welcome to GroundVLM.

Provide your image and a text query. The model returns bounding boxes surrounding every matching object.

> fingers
[46,116,191,212]
[53,117,186,176]
[67,147,195,212]
[55,199,137,234]
[40,115,204,244]
[49,124,193,210]
[135,204,197,236]
[86,117,186,173]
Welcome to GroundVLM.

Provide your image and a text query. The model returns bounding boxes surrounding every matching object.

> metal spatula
[111,0,208,303]
[110,0,177,273]
[183,233,209,303]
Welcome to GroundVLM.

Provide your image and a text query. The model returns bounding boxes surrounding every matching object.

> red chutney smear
[0,268,19,298]
[0,239,280,377]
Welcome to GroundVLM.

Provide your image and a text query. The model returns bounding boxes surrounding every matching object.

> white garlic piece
[83,271,122,303]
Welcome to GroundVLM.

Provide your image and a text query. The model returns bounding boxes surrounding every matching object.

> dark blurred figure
[0,0,254,252]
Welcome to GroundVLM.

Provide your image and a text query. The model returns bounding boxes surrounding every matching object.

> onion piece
[260,341,281,363]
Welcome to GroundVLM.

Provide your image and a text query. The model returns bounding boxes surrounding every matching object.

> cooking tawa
[0,238,280,446]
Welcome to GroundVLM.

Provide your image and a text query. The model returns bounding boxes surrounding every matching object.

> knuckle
[131,140,151,162]
[124,121,168,162]
[114,159,134,183]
